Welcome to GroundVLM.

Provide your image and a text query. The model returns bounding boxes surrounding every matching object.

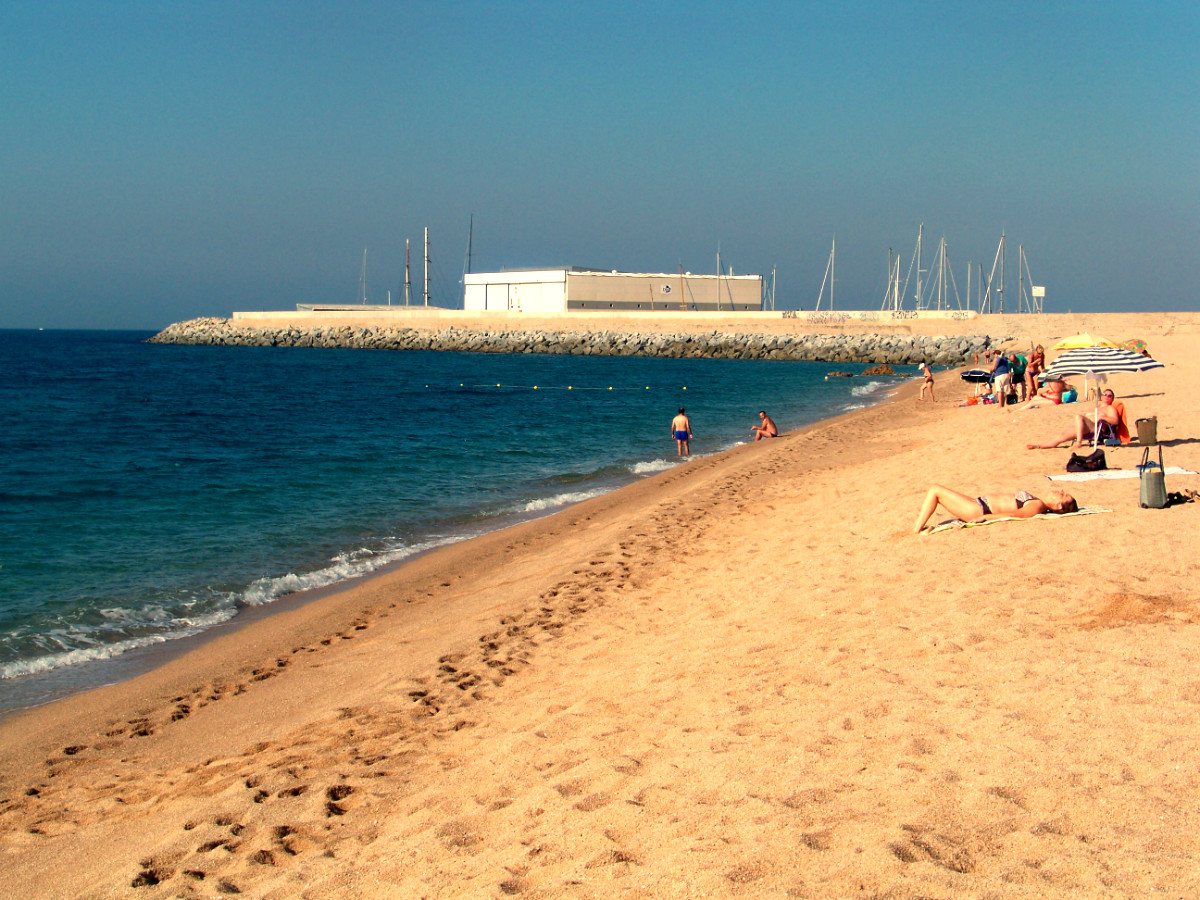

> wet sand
[2,317,1199,898]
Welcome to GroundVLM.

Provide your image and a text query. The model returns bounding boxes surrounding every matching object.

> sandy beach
[3,314,1199,899]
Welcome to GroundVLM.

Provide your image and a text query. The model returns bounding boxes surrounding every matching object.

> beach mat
[1048,468,1197,482]
[923,506,1110,535]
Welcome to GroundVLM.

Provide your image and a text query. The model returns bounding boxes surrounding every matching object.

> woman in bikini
[919,362,935,401]
[913,484,1078,533]
[1018,375,1074,410]
[1024,344,1045,400]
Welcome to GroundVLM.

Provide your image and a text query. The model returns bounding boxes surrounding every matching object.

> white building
[463,267,763,313]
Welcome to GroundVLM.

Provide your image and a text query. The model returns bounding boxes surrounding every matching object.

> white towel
[1047,468,1197,482]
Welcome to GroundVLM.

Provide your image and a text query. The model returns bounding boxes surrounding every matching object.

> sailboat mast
[915,225,923,311]
[404,239,411,306]
[463,214,473,277]
[359,248,368,305]
[716,245,722,312]
[1018,244,1025,313]
[815,239,835,311]
[936,237,945,312]
[423,227,430,307]
[998,232,1006,314]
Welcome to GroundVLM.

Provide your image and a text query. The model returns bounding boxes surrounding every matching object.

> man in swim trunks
[671,407,692,456]
[1025,390,1129,451]
[751,410,778,440]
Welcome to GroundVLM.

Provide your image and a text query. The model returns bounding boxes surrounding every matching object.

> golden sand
[2,314,1199,898]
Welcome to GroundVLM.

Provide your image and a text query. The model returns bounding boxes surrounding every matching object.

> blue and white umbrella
[1042,345,1164,379]
[1042,346,1164,448]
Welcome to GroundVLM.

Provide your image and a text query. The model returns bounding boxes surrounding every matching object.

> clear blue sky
[2,0,1197,329]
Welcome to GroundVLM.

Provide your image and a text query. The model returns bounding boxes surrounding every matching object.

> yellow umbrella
[1051,332,1118,350]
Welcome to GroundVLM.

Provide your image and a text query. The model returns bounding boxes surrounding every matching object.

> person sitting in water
[1025,389,1131,450]
[913,484,1078,533]
[751,410,778,440]
[1018,375,1074,410]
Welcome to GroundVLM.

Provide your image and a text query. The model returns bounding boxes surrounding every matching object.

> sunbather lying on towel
[1025,390,1131,451]
[1018,375,1074,410]
[913,484,1078,533]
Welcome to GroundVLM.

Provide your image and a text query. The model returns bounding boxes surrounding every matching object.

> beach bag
[1139,446,1167,509]
[1066,448,1107,473]
[1136,416,1158,446]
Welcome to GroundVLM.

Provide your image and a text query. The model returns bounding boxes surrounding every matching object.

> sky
[2,0,1198,330]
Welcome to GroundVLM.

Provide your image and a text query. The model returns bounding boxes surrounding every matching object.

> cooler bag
[1139,445,1167,509]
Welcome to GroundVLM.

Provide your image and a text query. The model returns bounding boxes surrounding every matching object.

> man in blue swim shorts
[671,407,692,456]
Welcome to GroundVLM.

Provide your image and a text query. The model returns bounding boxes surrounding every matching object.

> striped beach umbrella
[1043,345,1164,378]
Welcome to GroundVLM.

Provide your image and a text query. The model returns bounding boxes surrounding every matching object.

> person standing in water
[671,407,692,456]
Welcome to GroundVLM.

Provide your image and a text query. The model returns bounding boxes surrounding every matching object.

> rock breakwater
[149,318,1001,365]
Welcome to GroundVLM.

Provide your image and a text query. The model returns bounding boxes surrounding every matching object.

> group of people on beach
[669,408,777,457]
[913,343,1139,533]
[670,350,1129,534]
[920,345,1047,406]
[978,346,1045,406]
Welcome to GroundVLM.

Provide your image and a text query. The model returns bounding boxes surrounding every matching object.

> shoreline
[0,358,903,717]
[3,319,1199,898]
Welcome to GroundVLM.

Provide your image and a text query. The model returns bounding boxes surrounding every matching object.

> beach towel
[1112,400,1132,444]
[922,506,1110,535]
[1048,468,1197,482]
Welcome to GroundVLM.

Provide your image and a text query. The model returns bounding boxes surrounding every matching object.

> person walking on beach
[751,410,778,440]
[919,362,935,401]
[671,407,692,456]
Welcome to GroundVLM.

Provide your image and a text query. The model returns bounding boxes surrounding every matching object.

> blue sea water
[0,329,913,710]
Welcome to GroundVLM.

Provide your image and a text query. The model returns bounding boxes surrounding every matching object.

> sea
[0,329,915,712]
